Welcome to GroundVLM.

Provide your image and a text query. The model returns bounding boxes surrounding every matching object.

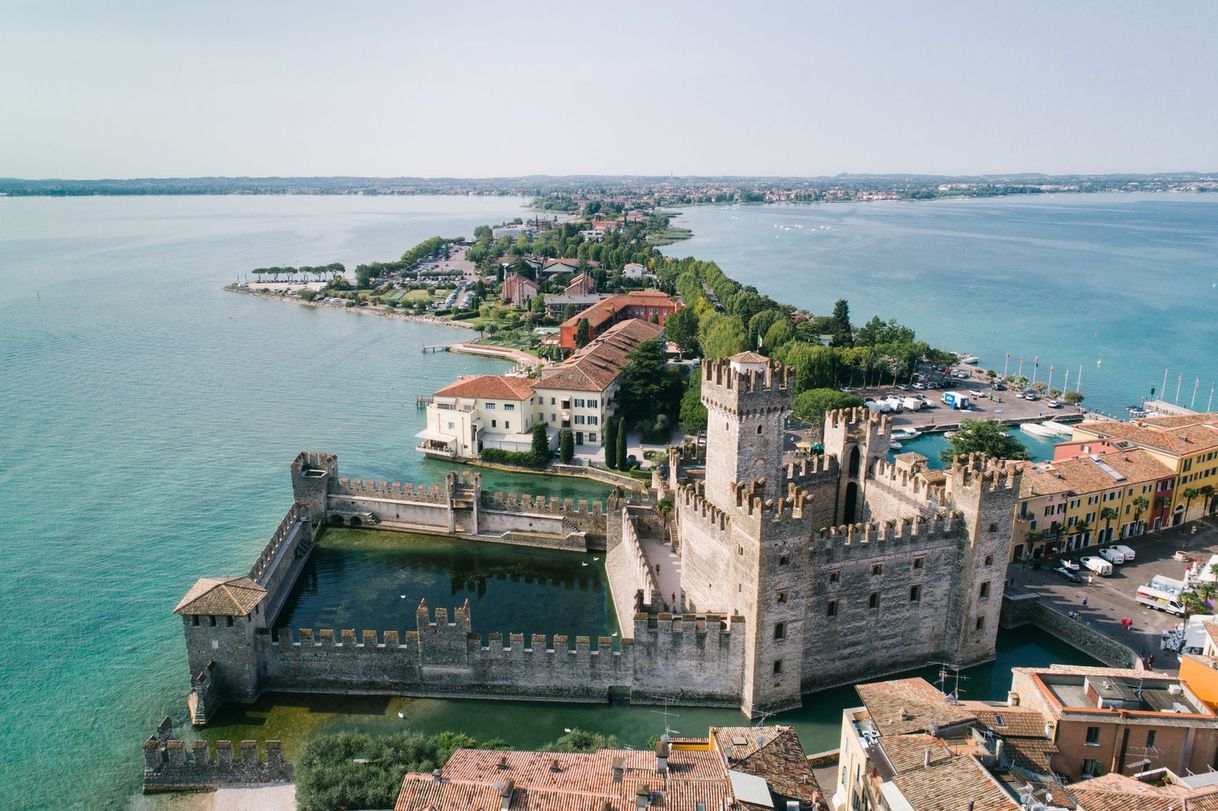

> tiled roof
[559,290,677,331]
[963,704,1051,739]
[394,746,734,811]
[711,725,821,805]
[537,319,662,393]
[542,258,601,273]
[729,351,768,364]
[855,678,977,737]
[1074,415,1218,456]
[433,375,536,401]
[1000,737,1058,774]
[1068,772,1218,811]
[876,735,954,774]
[1019,448,1174,498]
[890,754,1018,811]
[174,577,266,616]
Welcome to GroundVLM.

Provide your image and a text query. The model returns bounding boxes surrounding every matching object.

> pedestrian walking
[1087,575,1093,586]
[1148,654,1155,668]
[1082,596,1088,608]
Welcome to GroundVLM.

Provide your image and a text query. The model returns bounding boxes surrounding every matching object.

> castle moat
[276,528,617,645]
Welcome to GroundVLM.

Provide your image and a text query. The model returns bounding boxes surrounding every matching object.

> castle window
[208,616,216,626]
[738,545,744,556]
[191,616,199,626]
[912,557,925,571]
[909,585,921,602]
[757,424,763,434]
[773,622,786,641]
[773,660,783,675]
[776,591,788,605]
[826,600,838,617]
[988,522,999,533]
[976,616,986,631]
[868,592,880,610]
[984,554,994,566]
[226,616,234,627]
[871,564,883,576]
[779,554,790,566]
[829,570,840,584]
[980,581,991,600]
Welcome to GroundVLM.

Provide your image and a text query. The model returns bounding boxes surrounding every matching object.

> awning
[414,429,454,444]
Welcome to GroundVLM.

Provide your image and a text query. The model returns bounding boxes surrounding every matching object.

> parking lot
[1009,516,1218,672]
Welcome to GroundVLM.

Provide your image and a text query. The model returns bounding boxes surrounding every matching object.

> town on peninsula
[135,191,1218,811]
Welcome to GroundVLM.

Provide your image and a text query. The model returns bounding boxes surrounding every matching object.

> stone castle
[172,353,1020,723]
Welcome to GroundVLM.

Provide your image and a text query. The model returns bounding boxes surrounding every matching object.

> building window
[871,564,883,576]
[979,581,991,600]
[588,416,598,425]
[1146,730,1156,748]
[988,522,998,533]
[827,600,837,618]
[773,660,783,675]
[738,545,744,556]
[774,622,786,641]
[913,557,925,570]
[984,554,994,566]
[829,571,840,584]
[486,402,496,410]
[776,591,788,605]
[588,433,597,443]
[757,424,763,434]
[504,421,511,430]
[491,419,497,428]
[910,585,921,602]
[504,403,515,411]
[868,592,880,610]
[1085,726,1100,745]
[1081,759,1102,778]
[975,616,985,631]
[779,554,790,565]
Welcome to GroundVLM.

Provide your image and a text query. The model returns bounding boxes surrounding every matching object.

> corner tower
[701,353,794,509]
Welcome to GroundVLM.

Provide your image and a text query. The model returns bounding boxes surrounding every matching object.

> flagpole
[1063,368,1071,393]
[1161,368,1169,402]
[1003,353,1010,379]
[1191,378,1200,411]
[1209,384,1215,413]
[1176,373,1183,404]
[1031,357,1040,387]
[1077,366,1083,394]
[1047,366,1054,394]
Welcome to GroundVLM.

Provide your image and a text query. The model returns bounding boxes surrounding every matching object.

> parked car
[912,382,927,390]
[1110,544,1136,561]
[1047,400,1062,408]
[993,382,1008,391]
[1053,565,1086,583]
[1098,546,1126,564]
[1080,556,1113,576]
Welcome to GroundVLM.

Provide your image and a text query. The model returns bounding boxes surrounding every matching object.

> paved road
[1009,517,1218,672]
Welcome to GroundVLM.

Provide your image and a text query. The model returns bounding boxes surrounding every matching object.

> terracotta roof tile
[1019,448,1174,498]
[890,754,1018,811]
[1074,415,1218,456]
[711,726,821,805]
[537,319,662,393]
[855,678,977,737]
[559,290,677,331]
[174,577,266,616]
[433,375,536,401]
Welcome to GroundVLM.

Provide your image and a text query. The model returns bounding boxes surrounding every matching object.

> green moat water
[276,528,617,644]
[193,625,1096,760]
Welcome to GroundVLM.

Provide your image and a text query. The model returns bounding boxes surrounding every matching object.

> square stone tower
[701,353,794,508]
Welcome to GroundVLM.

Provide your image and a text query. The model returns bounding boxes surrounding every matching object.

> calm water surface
[1,193,1192,808]
[671,194,1218,416]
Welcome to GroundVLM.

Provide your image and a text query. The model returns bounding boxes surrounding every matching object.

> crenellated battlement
[335,477,448,502]
[807,511,962,556]
[869,456,949,507]
[482,492,604,516]
[291,451,337,474]
[947,453,1020,491]
[677,481,730,531]
[825,407,891,433]
[247,501,310,584]
[634,611,741,638]
[144,730,291,789]
[700,357,794,418]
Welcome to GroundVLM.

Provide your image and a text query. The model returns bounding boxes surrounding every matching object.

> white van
[1080,556,1113,576]
[1136,585,1187,616]
[1111,544,1136,561]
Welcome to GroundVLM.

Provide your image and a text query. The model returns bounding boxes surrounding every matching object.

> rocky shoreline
[225,285,476,330]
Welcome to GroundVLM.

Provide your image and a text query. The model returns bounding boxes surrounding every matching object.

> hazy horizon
[3,1,1216,178]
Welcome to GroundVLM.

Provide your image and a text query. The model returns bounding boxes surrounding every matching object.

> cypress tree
[616,418,628,471]
[559,429,574,464]
[604,418,617,469]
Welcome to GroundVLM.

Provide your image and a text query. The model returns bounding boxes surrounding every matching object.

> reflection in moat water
[275,528,616,643]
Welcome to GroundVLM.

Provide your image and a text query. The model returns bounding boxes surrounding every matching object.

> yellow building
[1012,448,1174,561]
[1072,412,1218,524]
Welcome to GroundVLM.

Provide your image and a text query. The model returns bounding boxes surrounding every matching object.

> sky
[1,1,1216,178]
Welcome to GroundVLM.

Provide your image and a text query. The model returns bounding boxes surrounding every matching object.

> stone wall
[1003,595,1143,670]
[605,508,659,637]
[144,736,291,792]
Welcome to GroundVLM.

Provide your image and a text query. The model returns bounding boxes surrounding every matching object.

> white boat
[955,353,980,364]
[891,429,922,441]
[1020,422,1058,439]
[1039,421,1074,438]
[889,441,903,450]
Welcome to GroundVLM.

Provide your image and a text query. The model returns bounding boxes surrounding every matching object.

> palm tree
[1131,496,1150,535]
[1072,520,1092,547]
[1201,485,1216,515]
[1184,487,1201,520]
[1099,507,1120,543]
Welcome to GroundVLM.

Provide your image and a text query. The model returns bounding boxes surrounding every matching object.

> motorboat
[956,353,980,364]
[1038,421,1074,438]
[1019,422,1059,439]
[890,429,922,441]
[889,441,902,450]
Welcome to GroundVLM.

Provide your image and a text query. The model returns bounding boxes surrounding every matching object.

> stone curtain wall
[1002,594,1143,670]
[605,509,659,637]
[144,737,291,791]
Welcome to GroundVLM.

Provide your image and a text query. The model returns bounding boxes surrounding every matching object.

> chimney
[432,768,442,785]
[994,739,1005,764]
[612,755,625,784]
[967,801,975,811]
[498,779,514,811]
[1007,691,1020,707]
[923,748,931,768]
[636,787,652,810]
[655,735,671,775]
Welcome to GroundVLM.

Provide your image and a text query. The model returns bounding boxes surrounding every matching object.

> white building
[491,223,537,240]
[622,262,648,279]
[417,318,663,459]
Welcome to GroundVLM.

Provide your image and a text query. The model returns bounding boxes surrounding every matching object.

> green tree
[1184,487,1201,518]
[618,338,680,427]
[355,264,374,289]
[540,728,620,753]
[604,418,618,469]
[574,317,592,348]
[616,418,628,470]
[939,419,1029,465]
[530,423,549,464]
[559,429,574,463]
[699,313,747,359]
[1131,496,1150,532]
[761,319,794,353]
[1099,506,1120,542]
[679,373,709,434]
[663,306,700,356]
[774,342,835,392]
[830,298,852,344]
[792,388,864,426]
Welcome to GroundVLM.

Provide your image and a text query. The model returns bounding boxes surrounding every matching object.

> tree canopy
[940,419,1029,465]
[792,389,864,426]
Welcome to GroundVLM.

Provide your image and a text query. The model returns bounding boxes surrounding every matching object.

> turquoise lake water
[671,194,1218,416]
[0,192,1209,808]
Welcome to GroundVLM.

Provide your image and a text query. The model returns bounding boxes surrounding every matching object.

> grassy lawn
[404,289,431,302]
[646,227,693,246]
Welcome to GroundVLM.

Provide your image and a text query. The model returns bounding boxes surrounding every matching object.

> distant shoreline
[227,286,477,330]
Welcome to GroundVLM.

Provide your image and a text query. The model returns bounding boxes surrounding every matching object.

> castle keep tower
[701,353,793,508]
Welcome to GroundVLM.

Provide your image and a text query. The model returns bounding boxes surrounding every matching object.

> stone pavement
[639,532,684,612]
[1009,516,1218,673]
